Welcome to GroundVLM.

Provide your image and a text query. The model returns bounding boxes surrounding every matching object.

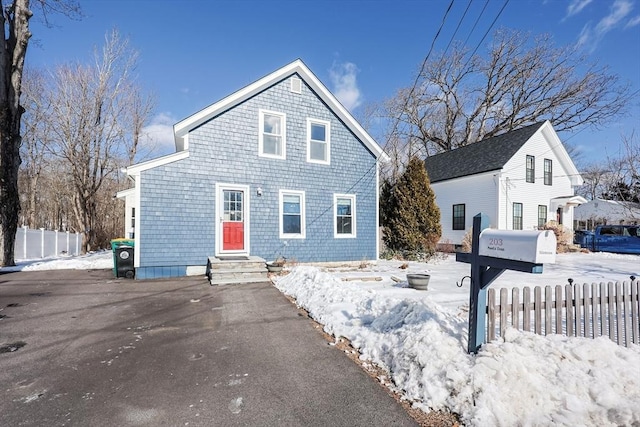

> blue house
[118,60,388,279]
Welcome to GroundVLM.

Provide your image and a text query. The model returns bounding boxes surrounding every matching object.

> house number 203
[489,238,503,246]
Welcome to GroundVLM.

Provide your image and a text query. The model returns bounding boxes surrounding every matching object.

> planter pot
[406,273,430,290]
[266,262,284,273]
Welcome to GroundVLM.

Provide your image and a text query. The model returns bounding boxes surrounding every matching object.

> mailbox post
[457,213,556,354]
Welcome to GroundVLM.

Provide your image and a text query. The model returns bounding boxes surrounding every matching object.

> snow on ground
[2,250,639,425]
[2,250,114,272]
[275,253,640,426]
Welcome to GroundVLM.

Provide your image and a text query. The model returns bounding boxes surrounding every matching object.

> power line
[442,0,475,57]
[462,0,489,47]
[460,0,510,72]
[384,0,456,162]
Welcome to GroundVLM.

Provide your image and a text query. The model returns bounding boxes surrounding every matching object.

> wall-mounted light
[256,187,263,196]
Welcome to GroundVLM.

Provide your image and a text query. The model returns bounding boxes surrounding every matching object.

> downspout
[504,176,510,229]
[375,160,380,260]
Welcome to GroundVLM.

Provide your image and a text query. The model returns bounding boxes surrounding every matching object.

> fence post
[23,225,27,259]
[40,228,45,258]
[55,230,59,256]
[76,232,80,255]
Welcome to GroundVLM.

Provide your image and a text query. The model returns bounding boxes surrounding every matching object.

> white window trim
[334,194,356,238]
[306,118,330,165]
[279,190,306,239]
[259,109,286,159]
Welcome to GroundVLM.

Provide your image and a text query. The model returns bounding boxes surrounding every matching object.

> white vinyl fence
[14,227,82,260]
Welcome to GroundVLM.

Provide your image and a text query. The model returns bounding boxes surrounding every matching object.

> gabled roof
[424,122,545,183]
[173,59,388,160]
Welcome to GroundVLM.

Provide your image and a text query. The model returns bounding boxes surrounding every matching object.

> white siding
[432,171,499,244]
[430,122,583,245]
[500,131,576,231]
[116,188,136,238]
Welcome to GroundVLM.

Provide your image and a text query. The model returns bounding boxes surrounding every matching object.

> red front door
[222,190,244,251]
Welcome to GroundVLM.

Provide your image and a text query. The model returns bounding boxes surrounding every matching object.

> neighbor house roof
[424,122,545,183]
[172,59,388,161]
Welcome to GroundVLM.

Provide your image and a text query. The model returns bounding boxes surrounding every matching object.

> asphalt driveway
[0,269,416,426]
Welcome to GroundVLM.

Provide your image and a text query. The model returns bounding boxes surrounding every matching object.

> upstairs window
[259,110,286,159]
[526,155,535,183]
[334,194,356,238]
[544,159,553,185]
[513,202,523,230]
[307,119,330,164]
[452,204,465,230]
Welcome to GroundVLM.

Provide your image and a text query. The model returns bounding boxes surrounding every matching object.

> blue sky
[27,0,640,165]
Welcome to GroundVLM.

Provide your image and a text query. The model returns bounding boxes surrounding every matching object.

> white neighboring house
[424,121,586,246]
[574,198,640,230]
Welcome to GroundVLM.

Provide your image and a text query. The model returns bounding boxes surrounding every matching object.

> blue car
[581,225,640,255]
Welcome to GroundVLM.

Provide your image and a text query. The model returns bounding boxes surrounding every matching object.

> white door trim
[215,183,250,257]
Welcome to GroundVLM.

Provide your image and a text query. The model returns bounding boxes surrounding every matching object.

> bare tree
[576,132,640,223]
[577,163,612,201]
[384,28,634,161]
[122,85,155,165]
[0,0,80,266]
[20,67,53,227]
[46,30,153,252]
[602,132,640,203]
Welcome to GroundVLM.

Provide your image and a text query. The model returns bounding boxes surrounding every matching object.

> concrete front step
[208,256,266,271]
[210,273,269,286]
[207,256,269,285]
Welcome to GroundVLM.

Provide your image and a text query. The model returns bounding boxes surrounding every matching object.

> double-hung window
[307,119,330,164]
[513,202,523,230]
[259,110,286,159]
[544,159,552,185]
[526,155,535,183]
[279,190,305,238]
[538,205,548,228]
[129,207,135,238]
[334,194,356,238]
[452,204,465,230]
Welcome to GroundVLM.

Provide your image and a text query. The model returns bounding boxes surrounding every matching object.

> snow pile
[3,250,113,272]
[275,266,640,426]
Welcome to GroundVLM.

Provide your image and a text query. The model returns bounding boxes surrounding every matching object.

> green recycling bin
[111,238,135,279]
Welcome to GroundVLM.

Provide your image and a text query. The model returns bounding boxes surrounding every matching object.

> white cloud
[140,112,176,157]
[625,14,640,27]
[576,23,593,49]
[576,0,634,51]
[595,0,633,33]
[566,0,593,18]
[329,61,362,111]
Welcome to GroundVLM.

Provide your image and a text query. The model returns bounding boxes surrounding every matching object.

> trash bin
[111,238,135,279]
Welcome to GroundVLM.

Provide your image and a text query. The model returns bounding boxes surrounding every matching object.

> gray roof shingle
[424,122,545,183]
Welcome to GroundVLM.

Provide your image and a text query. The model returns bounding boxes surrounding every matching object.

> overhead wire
[383,0,456,161]
[442,0,475,57]
[383,0,511,161]
[462,0,489,47]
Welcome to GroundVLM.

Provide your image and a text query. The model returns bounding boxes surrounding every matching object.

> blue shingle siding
[136,75,378,276]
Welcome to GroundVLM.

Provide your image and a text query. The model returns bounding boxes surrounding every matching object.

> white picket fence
[486,280,640,348]
[14,226,82,260]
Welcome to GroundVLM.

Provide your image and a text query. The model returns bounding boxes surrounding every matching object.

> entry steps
[206,256,268,285]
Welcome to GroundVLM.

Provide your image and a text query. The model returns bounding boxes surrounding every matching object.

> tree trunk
[0,107,22,266]
[0,0,32,266]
